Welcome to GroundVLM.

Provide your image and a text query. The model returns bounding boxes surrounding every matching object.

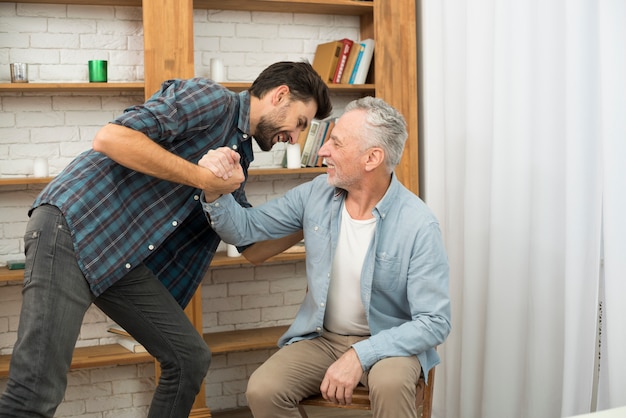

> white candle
[210,58,225,82]
[286,143,301,169]
[226,244,240,257]
[33,157,48,177]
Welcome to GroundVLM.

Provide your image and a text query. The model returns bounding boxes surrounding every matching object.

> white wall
[0,2,359,415]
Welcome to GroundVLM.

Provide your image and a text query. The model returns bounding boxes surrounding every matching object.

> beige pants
[246,330,422,418]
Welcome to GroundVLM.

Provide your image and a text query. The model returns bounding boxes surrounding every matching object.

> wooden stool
[297,367,435,418]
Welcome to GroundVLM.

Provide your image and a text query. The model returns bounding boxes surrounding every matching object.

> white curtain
[419,1,626,417]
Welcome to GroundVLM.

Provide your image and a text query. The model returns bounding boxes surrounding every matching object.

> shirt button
[214,202,220,207]
[125,263,131,269]
[320,302,325,308]
[316,327,322,332]
[314,226,319,231]
[232,144,238,151]
[172,221,178,227]
[148,244,155,251]
[242,134,248,139]
[193,195,200,201]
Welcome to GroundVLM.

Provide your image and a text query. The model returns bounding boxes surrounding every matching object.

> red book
[332,38,354,83]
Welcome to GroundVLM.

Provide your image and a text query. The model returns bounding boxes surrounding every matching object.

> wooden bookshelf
[0,1,419,415]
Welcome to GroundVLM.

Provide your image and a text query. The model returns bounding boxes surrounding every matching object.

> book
[117,337,147,353]
[332,38,354,83]
[340,42,362,84]
[7,259,25,270]
[300,119,321,167]
[348,42,366,83]
[307,117,334,167]
[316,118,335,166]
[306,119,328,166]
[312,41,343,83]
[351,38,375,85]
[108,325,147,353]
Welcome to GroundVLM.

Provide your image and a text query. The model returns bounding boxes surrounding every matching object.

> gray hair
[344,96,408,172]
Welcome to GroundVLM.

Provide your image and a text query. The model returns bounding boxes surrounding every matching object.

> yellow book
[312,41,343,83]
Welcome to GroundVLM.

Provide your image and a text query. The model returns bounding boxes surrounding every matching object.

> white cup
[33,157,49,177]
[286,143,301,169]
[210,58,225,82]
[226,244,240,257]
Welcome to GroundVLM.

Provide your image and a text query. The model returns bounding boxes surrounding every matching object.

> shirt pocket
[303,222,330,264]
[372,252,402,291]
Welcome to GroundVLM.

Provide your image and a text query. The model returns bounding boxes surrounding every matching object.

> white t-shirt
[323,203,376,336]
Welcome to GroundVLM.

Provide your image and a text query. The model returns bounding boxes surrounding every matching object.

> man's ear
[272,85,290,105]
[364,147,385,172]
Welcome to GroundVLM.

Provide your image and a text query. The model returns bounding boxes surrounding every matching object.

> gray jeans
[0,205,211,417]
[246,330,422,418]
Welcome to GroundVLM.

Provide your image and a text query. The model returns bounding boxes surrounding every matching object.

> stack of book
[298,117,337,167]
[312,38,375,85]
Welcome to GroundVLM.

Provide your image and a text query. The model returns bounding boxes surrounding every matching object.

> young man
[0,61,331,418]
[202,97,451,418]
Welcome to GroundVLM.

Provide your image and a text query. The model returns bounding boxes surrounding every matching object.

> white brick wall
[0,2,360,415]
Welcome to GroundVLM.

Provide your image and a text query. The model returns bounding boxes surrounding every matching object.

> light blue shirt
[203,174,451,379]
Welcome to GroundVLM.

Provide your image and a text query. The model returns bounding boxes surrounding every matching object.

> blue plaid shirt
[31,78,254,307]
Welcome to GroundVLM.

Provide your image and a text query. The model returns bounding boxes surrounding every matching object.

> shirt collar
[332,173,402,220]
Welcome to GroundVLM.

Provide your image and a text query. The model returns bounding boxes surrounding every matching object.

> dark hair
[249,61,332,119]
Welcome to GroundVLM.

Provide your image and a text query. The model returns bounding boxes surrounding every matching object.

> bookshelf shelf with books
[312,38,375,86]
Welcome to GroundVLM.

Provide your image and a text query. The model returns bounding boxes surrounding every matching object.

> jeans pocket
[22,229,41,287]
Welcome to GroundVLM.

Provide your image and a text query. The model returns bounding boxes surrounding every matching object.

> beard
[253,105,289,151]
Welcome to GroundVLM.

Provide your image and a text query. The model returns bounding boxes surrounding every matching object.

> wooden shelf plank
[0,0,141,6]
[0,82,144,93]
[0,82,370,95]
[0,176,54,186]
[204,325,288,354]
[1,250,305,283]
[223,82,373,94]
[0,0,373,14]
[211,249,305,267]
[249,167,326,176]
[194,0,373,15]
[0,267,23,283]
[0,325,288,377]
[0,344,152,377]
[0,168,324,188]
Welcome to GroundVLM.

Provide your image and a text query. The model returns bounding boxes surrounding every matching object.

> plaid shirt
[31,78,254,307]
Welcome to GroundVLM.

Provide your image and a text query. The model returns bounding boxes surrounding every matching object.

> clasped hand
[320,348,364,405]
[198,147,245,200]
